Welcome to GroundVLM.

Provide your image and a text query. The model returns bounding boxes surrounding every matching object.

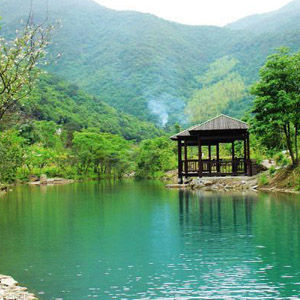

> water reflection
[177,189,300,299]
[178,190,257,230]
[0,182,299,299]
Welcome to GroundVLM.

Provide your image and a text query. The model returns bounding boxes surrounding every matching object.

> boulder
[29,175,39,182]
[39,174,48,184]
[0,276,17,286]
[204,180,213,186]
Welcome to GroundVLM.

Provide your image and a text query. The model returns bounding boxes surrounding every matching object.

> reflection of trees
[178,190,300,298]
[252,193,300,298]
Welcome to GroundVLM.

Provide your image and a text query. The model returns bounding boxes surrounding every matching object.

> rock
[29,175,39,182]
[1,277,17,286]
[28,181,40,185]
[184,178,193,184]
[261,159,275,169]
[0,185,8,192]
[0,274,37,299]
[53,178,74,185]
[204,180,213,186]
[40,174,48,184]
[166,184,188,188]
[124,172,135,178]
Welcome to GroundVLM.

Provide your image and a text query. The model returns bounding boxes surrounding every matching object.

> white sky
[93,0,292,26]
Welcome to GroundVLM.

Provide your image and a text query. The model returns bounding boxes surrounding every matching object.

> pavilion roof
[170,114,249,140]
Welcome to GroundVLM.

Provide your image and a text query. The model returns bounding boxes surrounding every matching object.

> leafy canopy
[251,48,300,166]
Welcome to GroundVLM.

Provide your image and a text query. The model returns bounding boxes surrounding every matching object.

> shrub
[0,131,25,183]
[259,173,269,186]
[274,152,289,167]
[269,166,276,177]
[295,179,300,191]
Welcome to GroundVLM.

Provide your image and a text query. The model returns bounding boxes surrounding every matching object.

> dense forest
[1,0,300,125]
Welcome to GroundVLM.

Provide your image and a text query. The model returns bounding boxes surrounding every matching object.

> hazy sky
[93,0,291,26]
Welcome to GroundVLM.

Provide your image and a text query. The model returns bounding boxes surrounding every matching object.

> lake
[0,180,299,299]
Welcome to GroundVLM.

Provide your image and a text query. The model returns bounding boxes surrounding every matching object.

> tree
[72,130,132,177]
[135,137,176,178]
[0,130,25,183]
[0,20,53,121]
[251,48,300,166]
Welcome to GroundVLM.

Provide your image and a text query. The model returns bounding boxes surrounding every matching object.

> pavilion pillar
[247,133,252,176]
[232,141,236,175]
[184,139,188,179]
[216,143,220,173]
[244,136,247,175]
[178,139,183,184]
[208,144,212,174]
[198,136,202,178]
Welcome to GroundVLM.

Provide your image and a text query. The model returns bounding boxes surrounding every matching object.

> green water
[0,180,299,299]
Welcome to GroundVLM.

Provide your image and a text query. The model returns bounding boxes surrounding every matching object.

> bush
[296,178,300,191]
[135,137,176,179]
[274,152,289,167]
[259,173,269,186]
[0,131,25,183]
[269,166,276,177]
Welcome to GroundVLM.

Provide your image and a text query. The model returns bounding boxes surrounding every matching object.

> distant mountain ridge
[227,0,300,33]
[1,0,300,125]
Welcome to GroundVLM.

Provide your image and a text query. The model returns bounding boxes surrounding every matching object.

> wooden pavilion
[170,114,252,183]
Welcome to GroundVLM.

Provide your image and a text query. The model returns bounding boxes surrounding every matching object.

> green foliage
[269,166,276,177]
[20,73,162,142]
[72,130,133,178]
[186,58,246,123]
[259,173,269,186]
[2,0,300,125]
[0,1,299,184]
[0,20,52,121]
[296,178,300,191]
[197,56,238,85]
[135,137,176,179]
[0,130,25,183]
[274,152,290,167]
[24,121,63,148]
[251,48,300,166]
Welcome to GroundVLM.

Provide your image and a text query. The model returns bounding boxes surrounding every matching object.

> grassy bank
[258,166,300,193]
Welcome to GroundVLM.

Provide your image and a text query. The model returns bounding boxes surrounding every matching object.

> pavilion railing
[183,158,248,176]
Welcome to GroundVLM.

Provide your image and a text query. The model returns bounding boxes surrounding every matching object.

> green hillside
[14,73,162,141]
[227,0,300,33]
[1,0,300,125]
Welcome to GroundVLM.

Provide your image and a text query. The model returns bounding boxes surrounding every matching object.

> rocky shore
[166,175,259,192]
[166,175,300,194]
[28,174,74,186]
[0,274,37,300]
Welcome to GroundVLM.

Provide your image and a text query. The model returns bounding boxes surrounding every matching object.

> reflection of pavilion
[178,190,257,231]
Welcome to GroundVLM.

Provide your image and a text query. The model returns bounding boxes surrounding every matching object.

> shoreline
[165,175,300,195]
[0,274,37,300]
[0,177,74,198]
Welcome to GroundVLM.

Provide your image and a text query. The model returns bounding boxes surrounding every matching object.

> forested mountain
[227,0,300,33]
[1,0,300,125]
[17,73,163,141]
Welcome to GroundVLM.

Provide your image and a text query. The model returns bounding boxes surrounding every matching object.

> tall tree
[251,48,300,166]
